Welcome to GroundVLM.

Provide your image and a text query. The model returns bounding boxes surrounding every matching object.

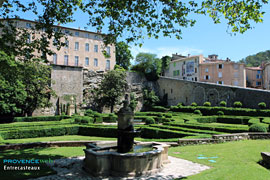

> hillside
[239,50,270,67]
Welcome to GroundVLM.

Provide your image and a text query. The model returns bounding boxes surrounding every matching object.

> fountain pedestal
[83,94,170,177]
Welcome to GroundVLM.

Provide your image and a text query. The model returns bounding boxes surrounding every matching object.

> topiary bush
[145,117,155,125]
[258,102,266,109]
[217,111,224,116]
[249,123,268,132]
[177,103,183,107]
[194,110,202,115]
[191,102,197,107]
[219,101,227,107]
[233,101,242,108]
[203,102,211,107]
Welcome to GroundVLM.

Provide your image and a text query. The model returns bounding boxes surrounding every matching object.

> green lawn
[1,135,117,145]
[169,140,270,180]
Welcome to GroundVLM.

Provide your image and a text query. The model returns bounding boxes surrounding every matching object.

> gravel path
[30,156,210,180]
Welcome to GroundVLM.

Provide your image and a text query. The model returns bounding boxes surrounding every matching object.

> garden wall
[158,77,270,108]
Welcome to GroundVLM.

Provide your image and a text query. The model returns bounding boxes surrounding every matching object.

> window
[195,68,197,73]
[94,58,98,67]
[171,89,173,94]
[257,70,261,74]
[173,62,176,67]
[234,81,238,86]
[195,58,197,63]
[53,54,57,64]
[94,35,99,40]
[85,33,90,38]
[64,55,69,65]
[234,64,239,70]
[218,72,222,78]
[195,77,197,81]
[234,72,239,78]
[85,57,89,66]
[85,43,89,52]
[217,81,223,85]
[75,42,79,50]
[53,39,58,47]
[26,23,31,28]
[218,64,223,69]
[75,31,79,37]
[65,29,70,34]
[205,68,208,73]
[106,47,110,55]
[75,56,79,66]
[106,60,110,70]
[26,34,31,43]
[65,40,69,48]
[256,81,262,86]
[256,74,260,79]
[205,75,210,80]
[94,45,98,52]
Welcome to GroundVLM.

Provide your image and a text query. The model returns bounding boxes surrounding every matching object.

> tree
[94,69,128,113]
[132,52,162,81]
[0,51,26,117]
[240,50,270,67]
[0,0,268,47]
[161,55,171,76]
[143,88,159,110]
[116,41,133,70]
[0,51,53,117]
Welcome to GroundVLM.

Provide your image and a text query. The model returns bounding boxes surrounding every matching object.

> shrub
[164,113,172,118]
[234,101,242,108]
[203,102,211,107]
[13,115,70,122]
[219,101,227,107]
[84,109,94,117]
[150,106,168,112]
[191,102,197,107]
[141,126,195,139]
[217,111,224,116]
[194,110,202,115]
[145,117,155,125]
[258,102,266,109]
[249,123,267,132]
[74,116,94,124]
[103,114,117,123]
[177,103,183,107]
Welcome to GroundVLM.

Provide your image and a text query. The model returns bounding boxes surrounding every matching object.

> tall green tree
[0,51,53,117]
[240,50,270,67]
[94,69,128,113]
[161,55,171,76]
[132,53,162,81]
[116,41,133,70]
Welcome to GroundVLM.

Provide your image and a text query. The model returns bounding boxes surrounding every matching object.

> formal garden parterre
[1,102,270,179]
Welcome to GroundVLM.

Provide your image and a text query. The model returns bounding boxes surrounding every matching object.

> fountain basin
[83,142,169,177]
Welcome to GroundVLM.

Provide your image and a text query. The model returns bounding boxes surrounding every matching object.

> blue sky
[14,2,270,62]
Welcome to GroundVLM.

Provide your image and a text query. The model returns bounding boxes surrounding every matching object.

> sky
[11,2,270,63]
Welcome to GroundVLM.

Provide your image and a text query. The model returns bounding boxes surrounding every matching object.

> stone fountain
[83,94,170,177]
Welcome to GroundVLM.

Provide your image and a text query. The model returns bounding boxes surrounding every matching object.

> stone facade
[50,65,83,114]
[158,76,270,108]
[2,18,116,71]
[83,71,155,112]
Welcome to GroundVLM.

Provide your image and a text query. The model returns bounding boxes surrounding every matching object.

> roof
[246,67,262,70]
[0,18,106,36]
[171,54,202,63]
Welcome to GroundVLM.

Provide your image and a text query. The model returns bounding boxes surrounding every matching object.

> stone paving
[30,156,210,180]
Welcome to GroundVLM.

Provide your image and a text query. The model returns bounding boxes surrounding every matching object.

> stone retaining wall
[178,132,270,146]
